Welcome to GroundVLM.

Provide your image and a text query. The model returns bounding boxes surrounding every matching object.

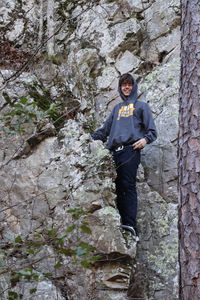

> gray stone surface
[116,51,140,74]
[0,0,180,299]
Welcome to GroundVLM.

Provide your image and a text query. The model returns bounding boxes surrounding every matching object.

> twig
[0,186,60,213]
[0,3,94,91]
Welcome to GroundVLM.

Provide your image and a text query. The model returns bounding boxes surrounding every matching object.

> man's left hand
[133,138,147,150]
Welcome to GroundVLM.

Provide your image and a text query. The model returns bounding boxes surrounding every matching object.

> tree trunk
[178,0,200,299]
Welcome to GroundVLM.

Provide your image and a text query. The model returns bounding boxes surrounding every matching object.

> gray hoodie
[91,74,157,150]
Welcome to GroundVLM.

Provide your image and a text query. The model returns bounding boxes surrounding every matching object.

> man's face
[121,80,133,97]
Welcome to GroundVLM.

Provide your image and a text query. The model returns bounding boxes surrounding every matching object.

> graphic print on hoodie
[117,103,135,120]
[91,74,157,150]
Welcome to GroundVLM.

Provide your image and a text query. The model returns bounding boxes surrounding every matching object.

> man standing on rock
[91,73,157,240]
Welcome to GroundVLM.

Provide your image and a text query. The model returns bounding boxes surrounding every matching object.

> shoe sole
[120,225,139,241]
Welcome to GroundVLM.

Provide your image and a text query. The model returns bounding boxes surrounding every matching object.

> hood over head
[118,73,138,102]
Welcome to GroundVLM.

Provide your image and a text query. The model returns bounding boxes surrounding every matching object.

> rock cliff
[0,0,180,299]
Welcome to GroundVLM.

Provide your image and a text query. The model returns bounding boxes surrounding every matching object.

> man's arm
[91,110,114,142]
[133,103,157,149]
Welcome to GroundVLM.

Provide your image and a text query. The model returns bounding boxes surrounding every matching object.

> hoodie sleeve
[91,109,114,142]
[142,103,157,144]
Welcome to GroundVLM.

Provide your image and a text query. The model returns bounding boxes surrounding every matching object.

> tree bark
[178,0,200,299]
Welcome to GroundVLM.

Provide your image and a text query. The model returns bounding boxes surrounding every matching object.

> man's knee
[120,179,136,191]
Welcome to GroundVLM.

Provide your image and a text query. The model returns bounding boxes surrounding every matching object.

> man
[91,73,157,240]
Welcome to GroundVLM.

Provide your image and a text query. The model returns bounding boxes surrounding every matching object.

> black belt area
[113,143,134,152]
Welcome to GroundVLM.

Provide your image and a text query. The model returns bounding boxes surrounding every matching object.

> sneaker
[120,225,139,242]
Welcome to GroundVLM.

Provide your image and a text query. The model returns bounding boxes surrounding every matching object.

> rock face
[0,0,180,299]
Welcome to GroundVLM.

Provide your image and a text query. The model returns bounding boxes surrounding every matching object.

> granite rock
[0,0,180,299]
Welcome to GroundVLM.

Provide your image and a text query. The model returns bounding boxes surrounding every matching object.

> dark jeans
[113,146,141,228]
